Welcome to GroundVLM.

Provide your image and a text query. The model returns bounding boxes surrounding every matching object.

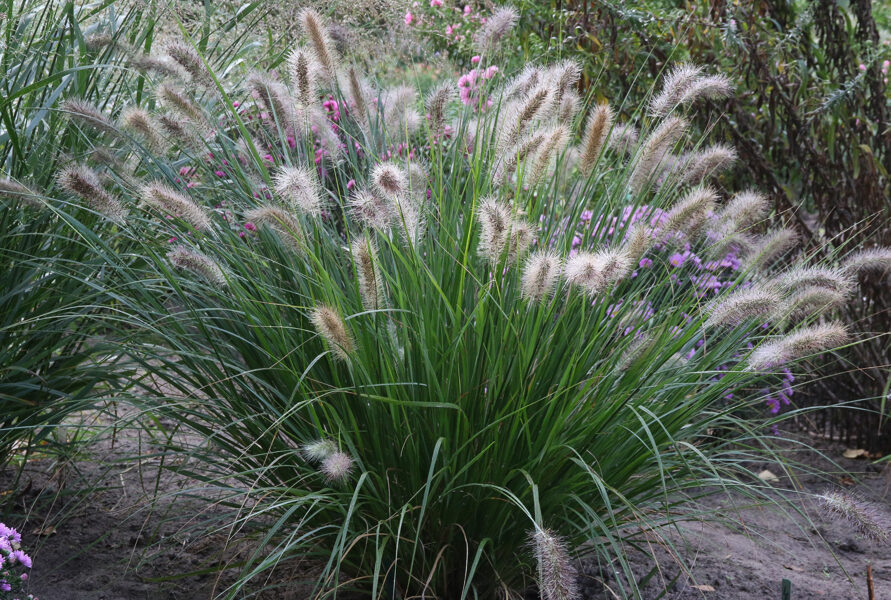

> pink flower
[484,65,499,79]
[347,179,356,190]
[471,55,481,64]
[464,4,471,16]
[430,0,443,6]
[404,11,414,25]
[244,222,256,232]
[858,63,867,71]
[445,24,453,36]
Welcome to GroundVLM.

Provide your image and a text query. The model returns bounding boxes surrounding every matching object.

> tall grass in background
[3,3,889,599]
[0,0,268,469]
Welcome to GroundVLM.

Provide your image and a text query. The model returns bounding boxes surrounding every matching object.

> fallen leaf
[840,476,855,486]
[692,584,716,592]
[843,448,867,459]
[32,525,56,536]
[783,564,804,572]
[757,469,779,483]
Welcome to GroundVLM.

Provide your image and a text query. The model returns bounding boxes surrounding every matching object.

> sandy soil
[2,421,889,600]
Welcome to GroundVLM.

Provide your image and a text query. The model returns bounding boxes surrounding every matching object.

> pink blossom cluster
[457,65,499,109]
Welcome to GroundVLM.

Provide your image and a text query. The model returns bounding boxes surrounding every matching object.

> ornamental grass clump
[59,10,888,599]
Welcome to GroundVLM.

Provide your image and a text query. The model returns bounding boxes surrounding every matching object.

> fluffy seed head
[247,73,297,128]
[527,125,570,186]
[680,144,737,185]
[649,63,703,117]
[310,305,354,361]
[705,285,782,327]
[773,266,855,297]
[497,87,550,154]
[161,40,212,87]
[426,83,455,135]
[608,123,639,154]
[140,182,211,230]
[718,190,769,229]
[477,197,513,262]
[393,195,426,246]
[381,86,422,134]
[244,205,305,251]
[371,163,407,199]
[347,66,368,126]
[842,247,891,274]
[579,103,613,176]
[622,224,655,262]
[565,249,631,296]
[678,74,733,107]
[745,228,799,270]
[818,490,890,543]
[156,113,201,150]
[349,189,393,231]
[474,6,518,52]
[166,246,226,287]
[157,84,205,124]
[56,165,126,222]
[61,98,119,137]
[120,107,163,151]
[321,451,355,483]
[629,116,688,193]
[0,179,41,208]
[129,53,187,79]
[288,46,319,108]
[300,8,338,80]
[747,321,848,371]
[785,286,846,321]
[530,528,580,600]
[662,186,717,236]
[274,166,322,217]
[301,438,337,463]
[521,251,562,301]
[351,237,383,310]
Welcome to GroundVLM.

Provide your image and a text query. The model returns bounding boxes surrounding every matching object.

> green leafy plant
[34,7,887,600]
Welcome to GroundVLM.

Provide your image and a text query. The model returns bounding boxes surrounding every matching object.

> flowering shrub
[403,0,494,65]
[0,524,34,600]
[39,7,891,599]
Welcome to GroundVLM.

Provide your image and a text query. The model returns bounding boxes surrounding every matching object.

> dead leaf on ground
[32,525,56,536]
[843,448,868,459]
[692,584,716,592]
[783,564,804,572]
[757,469,779,483]
[840,476,855,486]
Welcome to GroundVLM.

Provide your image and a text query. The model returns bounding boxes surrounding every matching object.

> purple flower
[668,253,686,267]
[0,582,9,591]
[638,257,653,269]
[12,549,31,568]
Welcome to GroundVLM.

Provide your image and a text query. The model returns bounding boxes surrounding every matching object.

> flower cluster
[404,1,491,63]
[0,523,35,600]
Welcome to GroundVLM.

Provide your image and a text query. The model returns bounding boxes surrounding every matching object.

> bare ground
[2,417,889,600]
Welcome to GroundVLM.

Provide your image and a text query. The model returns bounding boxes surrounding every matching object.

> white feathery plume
[530,528,580,600]
[371,163,407,200]
[474,6,518,52]
[607,123,638,154]
[680,144,737,184]
[140,181,211,230]
[705,285,782,327]
[161,40,213,87]
[301,439,337,463]
[784,286,846,321]
[61,98,120,137]
[747,321,848,371]
[351,236,383,311]
[166,246,227,287]
[521,251,562,301]
[628,116,688,193]
[310,304,355,361]
[349,189,393,231]
[477,197,512,262]
[772,266,855,296]
[299,8,338,81]
[274,166,323,217]
[745,228,799,270]
[717,189,769,229]
[321,451,355,483]
[57,165,126,223]
[156,84,206,124]
[247,72,298,128]
[818,490,890,543]
[662,186,717,236]
[120,107,164,151]
[244,205,306,251]
[649,63,703,117]
[564,249,631,296]
[579,103,613,176]
[0,179,41,208]
[842,247,891,274]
